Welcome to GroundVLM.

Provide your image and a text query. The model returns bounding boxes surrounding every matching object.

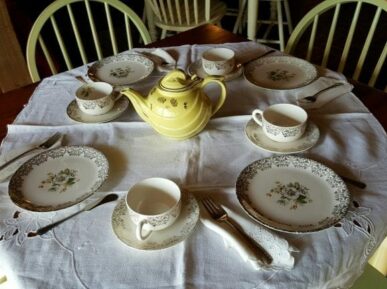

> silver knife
[30,194,118,236]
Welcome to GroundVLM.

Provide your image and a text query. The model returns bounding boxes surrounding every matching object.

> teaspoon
[299,82,345,103]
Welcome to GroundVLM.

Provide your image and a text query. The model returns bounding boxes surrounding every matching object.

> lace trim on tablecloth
[0,210,55,246]
[334,199,377,262]
[0,210,89,289]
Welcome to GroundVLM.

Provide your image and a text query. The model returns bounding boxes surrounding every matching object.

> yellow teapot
[121,69,227,140]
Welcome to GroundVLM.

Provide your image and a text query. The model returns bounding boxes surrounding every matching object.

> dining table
[0,24,386,289]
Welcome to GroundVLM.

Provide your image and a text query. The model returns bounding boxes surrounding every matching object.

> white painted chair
[240,0,293,51]
[26,0,152,82]
[285,0,387,91]
[145,0,228,39]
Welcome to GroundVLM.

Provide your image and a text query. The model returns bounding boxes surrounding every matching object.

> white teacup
[126,177,182,241]
[202,47,235,76]
[252,103,308,142]
[75,82,120,115]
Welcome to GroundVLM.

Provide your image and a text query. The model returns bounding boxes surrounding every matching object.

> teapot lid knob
[160,69,198,91]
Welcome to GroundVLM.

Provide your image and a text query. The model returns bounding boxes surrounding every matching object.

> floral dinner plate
[245,119,320,154]
[236,156,350,233]
[88,53,154,86]
[9,146,109,211]
[112,191,199,250]
[244,56,318,90]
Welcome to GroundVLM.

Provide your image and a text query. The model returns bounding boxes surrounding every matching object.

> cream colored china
[112,191,199,250]
[236,156,350,233]
[88,53,154,86]
[244,56,318,90]
[188,60,243,81]
[126,178,182,241]
[66,97,129,123]
[202,47,235,76]
[120,69,227,140]
[8,146,109,212]
[75,82,121,115]
[245,119,320,154]
[252,104,308,143]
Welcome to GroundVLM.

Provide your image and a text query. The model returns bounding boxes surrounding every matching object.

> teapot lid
[159,69,200,92]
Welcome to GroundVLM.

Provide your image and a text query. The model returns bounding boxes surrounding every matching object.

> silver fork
[201,197,273,265]
[0,132,61,171]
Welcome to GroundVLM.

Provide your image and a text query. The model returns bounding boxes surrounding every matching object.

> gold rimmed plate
[9,146,109,211]
[236,156,350,233]
[88,53,154,86]
[244,56,318,90]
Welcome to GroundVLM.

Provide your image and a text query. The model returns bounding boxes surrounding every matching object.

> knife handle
[224,218,273,265]
[0,147,37,171]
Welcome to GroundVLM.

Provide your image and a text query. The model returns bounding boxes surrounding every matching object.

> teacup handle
[136,220,153,241]
[201,76,227,116]
[112,90,123,102]
[252,109,264,126]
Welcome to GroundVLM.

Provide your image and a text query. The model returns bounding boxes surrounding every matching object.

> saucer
[111,191,199,250]
[187,59,243,81]
[245,119,320,154]
[66,97,129,123]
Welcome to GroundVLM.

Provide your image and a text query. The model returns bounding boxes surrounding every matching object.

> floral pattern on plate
[112,191,199,250]
[39,168,80,193]
[245,119,320,154]
[244,56,318,90]
[9,146,109,212]
[88,53,154,86]
[236,155,350,233]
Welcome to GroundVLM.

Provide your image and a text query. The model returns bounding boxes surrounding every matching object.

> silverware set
[299,82,345,103]
[201,197,273,266]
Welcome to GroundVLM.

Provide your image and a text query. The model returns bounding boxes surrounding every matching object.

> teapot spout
[120,88,149,122]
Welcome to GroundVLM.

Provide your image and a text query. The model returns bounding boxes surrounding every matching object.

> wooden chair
[239,0,293,51]
[285,0,387,91]
[26,0,152,82]
[145,0,227,39]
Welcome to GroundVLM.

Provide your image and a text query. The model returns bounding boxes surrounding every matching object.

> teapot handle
[201,77,227,116]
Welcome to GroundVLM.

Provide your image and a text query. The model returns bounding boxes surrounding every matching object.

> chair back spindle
[146,0,227,39]
[286,0,387,91]
[26,0,151,82]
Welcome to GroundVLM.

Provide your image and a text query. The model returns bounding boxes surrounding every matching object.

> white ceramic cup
[126,177,182,241]
[252,103,308,142]
[75,82,121,115]
[202,47,235,76]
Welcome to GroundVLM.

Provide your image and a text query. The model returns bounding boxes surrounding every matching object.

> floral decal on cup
[81,98,112,110]
[267,69,296,81]
[39,168,80,193]
[266,181,312,209]
[265,122,302,137]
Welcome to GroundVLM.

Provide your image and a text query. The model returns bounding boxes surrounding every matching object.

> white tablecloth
[0,42,386,289]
